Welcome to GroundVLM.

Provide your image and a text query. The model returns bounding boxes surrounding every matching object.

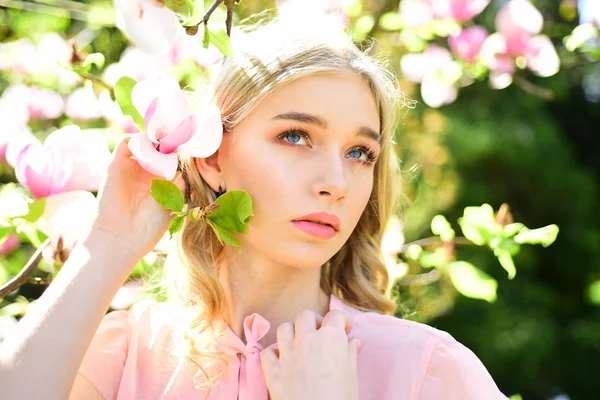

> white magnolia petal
[36,190,98,249]
[113,0,181,55]
[421,75,458,108]
[177,106,224,158]
[526,35,560,78]
[128,133,178,179]
[131,77,181,118]
[145,90,191,144]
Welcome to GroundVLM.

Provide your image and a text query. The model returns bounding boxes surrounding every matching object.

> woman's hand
[260,310,361,400]
[90,135,185,260]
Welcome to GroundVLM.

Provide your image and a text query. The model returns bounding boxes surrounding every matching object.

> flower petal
[36,190,98,249]
[145,89,191,145]
[128,132,178,179]
[421,75,458,108]
[131,77,181,119]
[526,35,560,77]
[15,142,73,199]
[177,106,224,158]
[159,115,196,154]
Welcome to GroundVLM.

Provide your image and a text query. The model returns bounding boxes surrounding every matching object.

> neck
[218,243,330,348]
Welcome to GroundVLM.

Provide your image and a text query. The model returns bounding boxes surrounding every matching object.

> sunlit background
[1,1,599,399]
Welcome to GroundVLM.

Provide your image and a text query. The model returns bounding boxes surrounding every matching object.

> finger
[276,322,294,356]
[259,347,279,370]
[294,310,318,339]
[347,337,361,375]
[321,310,352,334]
[112,134,134,158]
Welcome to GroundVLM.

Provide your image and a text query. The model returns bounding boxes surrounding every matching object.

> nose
[311,152,349,202]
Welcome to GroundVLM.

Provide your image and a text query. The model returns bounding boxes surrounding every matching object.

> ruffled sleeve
[419,333,508,400]
[77,309,130,400]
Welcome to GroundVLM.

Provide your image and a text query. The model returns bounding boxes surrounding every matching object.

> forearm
[0,231,140,399]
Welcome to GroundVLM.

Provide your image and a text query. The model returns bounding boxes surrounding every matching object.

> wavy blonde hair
[160,16,407,395]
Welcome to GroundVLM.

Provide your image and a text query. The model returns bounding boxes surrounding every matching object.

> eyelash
[276,128,379,164]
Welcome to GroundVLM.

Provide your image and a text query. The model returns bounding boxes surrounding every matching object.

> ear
[193,149,224,193]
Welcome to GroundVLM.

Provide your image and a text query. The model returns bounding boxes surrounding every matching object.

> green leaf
[379,11,403,31]
[114,76,145,131]
[351,15,375,42]
[513,224,559,247]
[205,26,233,56]
[458,204,499,246]
[207,219,240,246]
[495,250,517,279]
[163,0,190,16]
[431,215,455,242]
[587,279,600,305]
[419,248,447,269]
[447,261,498,302]
[405,244,423,260]
[504,222,526,237]
[24,198,46,223]
[0,264,8,286]
[563,23,597,51]
[168,215,185,238]
[207,190,253,234]
[82,53,105,70]
[151,180,185,212]
[183,0,203,26]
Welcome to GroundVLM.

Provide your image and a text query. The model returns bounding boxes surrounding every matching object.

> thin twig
[399,236,473,253]
[80,72,113,94]
[0,238,51,298]
[513,75,554,101]
[202,0,223,25]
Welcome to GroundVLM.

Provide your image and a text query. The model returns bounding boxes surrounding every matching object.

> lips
[292,211,341,231]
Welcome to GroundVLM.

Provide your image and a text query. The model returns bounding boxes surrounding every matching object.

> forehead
[247,73,381,132]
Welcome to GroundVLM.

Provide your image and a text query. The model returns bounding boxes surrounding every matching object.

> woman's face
[218,73,381,268]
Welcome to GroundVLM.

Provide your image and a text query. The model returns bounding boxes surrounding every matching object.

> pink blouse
[78,294,508,399]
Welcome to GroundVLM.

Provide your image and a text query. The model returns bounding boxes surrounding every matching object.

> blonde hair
[160,16,407,395]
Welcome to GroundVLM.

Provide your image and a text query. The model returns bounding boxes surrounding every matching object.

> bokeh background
[1,1,599,399]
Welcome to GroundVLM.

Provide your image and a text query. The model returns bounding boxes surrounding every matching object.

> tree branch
[513,75,554,101]
[0,238,51,298]
[399,236,474,253]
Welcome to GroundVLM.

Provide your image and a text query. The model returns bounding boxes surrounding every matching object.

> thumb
[348,337,361,374]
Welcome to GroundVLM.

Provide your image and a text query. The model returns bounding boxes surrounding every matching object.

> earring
[217,185,225,197]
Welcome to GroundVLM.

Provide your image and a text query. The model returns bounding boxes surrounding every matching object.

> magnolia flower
[0,92,31,162]
[399,0,435,28]
[431,0,490,23]
[449,26,488,63]
[0,234,20,255]
[65,86,103,121]
[15,125,111,198]
[113,0,183,55]
[128,78,223,179]
[2,84,64,120]
[480,0,559,87]
[103,47,173,87]
[401,45,462,108]
[36,190,98,249]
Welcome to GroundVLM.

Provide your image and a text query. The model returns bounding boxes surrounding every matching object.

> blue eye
[284,133,302,143]
[279,129,310,146]
[348,149,363,159]
[347,146,378,164]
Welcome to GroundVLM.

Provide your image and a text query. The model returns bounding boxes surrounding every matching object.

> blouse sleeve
[77,309,130,400]
[419,334,508,400]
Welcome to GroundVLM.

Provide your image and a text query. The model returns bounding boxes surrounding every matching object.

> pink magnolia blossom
[65,86,103,121]
[0,91,31,162]
[103,47,173,87]
[0,233,20,255]
[480,0,559,87]
[2,85,64,120]
[401,45,461,108]
[449,26,488,63]
[431,0,490,22]
[36,190,98,249]
[113,0,183,55]
[399,0,435,28]
[128,78,223,179]
[15,126,111,198]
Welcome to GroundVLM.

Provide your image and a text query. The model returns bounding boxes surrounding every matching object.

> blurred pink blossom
[113,0,183,55]
[0,34,80,88]
[99,92,140,133]
[103,47,173,87]
[15,125,111,198]
[0,91,31,162]
[449,26,488,63]
[36,190,98,249]
[2,85,64,120]
[480,0,559,87]
[0,234,20,255]
[401,45,461,107]
[432,0,490,22]
[128,78,223,179]
[65,86,103,121]
[399,0,435,28]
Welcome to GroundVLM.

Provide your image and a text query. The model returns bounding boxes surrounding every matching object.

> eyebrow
[272,112,381,144]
